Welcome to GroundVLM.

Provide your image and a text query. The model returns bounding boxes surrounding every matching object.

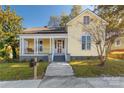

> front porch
[19,34,68,62]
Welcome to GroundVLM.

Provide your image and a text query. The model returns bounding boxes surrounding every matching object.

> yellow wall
[111,36,124,50]
[42,39,50,53]
[26,39,34,50]
[67,10,106,56]
[26,39,50,54]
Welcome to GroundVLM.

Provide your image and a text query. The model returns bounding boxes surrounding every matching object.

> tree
[79,21,107,66]
[95,5,124,30]
[48,16,61,27]
[95,5,124,59]
[70,5,82,19]
[60,12,70,27]
[0,6,23,59]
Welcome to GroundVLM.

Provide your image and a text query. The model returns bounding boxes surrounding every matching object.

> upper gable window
[83,16,90,25]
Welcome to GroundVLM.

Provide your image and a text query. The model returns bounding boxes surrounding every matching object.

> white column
[19,37,22,56]
[50,38,52,54]
[53,38,55,54]
[22,38,24,55]
[65,38,68,61]
[36,38,39,54]
[34,38,37,55]
[52,38,54,61]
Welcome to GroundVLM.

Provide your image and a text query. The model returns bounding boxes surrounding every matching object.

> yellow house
[111,35,124,54]
[19,9,108,62]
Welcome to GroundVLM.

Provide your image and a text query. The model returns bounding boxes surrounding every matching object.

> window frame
[38,39,43,53]
[115,39,121,47]
[83,16,90,25]
[82,35,91,50]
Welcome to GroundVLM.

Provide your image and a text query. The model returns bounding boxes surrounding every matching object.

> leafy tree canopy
[0,5,23,59]
[95,5,124,31]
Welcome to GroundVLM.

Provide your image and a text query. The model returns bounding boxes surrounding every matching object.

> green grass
[70,60,124,77]
[0,62,49,80]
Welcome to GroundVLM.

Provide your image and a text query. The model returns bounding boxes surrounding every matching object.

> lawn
[70,60,124,77]
[0,62,49,80]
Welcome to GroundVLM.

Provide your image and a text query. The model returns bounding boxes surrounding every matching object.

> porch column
[65,38,67,61]
[34,37,37,55]
[51,38,54,61]
[50,38,52,54]
[21,38,24,55]
[19,37,22,55]
[36,38,39,54]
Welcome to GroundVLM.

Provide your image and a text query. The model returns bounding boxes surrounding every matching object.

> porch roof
[22,26,67,34]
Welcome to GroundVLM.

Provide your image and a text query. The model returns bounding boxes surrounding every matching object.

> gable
[67,9,108,25]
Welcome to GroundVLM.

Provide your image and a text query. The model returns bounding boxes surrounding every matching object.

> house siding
[42,39,50,54]
[111,36,124,50]
[67,10,106,57]
[26,38,50,54]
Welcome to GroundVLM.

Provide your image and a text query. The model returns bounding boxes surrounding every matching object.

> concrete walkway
[1,77,124,88]
[45,62,74,76]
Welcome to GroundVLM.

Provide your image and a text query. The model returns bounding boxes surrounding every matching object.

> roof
[22,27,66,34]
[67,9,108,25]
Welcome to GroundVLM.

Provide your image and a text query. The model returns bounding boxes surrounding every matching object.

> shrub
[0,57,4,63]
[0,49,6,57]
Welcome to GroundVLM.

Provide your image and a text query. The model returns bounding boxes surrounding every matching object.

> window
[83,16,90,24]
[38,39,43,53]
[115,39,121,46]
[82,36,91,50]
[87,36,91,50]
[82,36,86,50]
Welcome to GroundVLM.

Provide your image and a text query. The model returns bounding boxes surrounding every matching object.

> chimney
[44,26,47,28]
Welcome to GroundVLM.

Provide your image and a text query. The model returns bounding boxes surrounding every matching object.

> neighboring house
[111,35,124,54]
[19,9,108,62]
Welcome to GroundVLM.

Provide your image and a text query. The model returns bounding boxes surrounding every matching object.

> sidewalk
[1,77,124,88]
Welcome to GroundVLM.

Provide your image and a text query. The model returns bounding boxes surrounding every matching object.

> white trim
[34,38,37,54]
[36,38,38,54]
[19,37,22,55]
[67,9,108,25]
[19,34,68,38]
[50,38,52,54]
[22,38,24,55]
[65,38,67,61]
[82,35,91,51]
[52,38,54,61]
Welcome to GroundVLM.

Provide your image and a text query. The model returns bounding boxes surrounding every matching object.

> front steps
[53,55,65,62]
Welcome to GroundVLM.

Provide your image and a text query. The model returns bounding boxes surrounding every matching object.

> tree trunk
[98,56,105,66]
[11,46,17,59]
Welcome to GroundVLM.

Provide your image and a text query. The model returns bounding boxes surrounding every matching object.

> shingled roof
[22,26,66,34]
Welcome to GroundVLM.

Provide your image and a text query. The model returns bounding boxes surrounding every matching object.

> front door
[55,40,64,54]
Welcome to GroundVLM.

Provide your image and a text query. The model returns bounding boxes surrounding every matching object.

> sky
[9,5,94,28]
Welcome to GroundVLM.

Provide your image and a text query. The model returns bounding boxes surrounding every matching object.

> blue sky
[10,5,94,28]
